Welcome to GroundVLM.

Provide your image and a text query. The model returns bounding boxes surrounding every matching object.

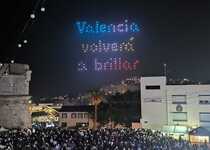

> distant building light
[41,7,45,12]
[30,14,35,19]
[23,40,28,44]
[18,44,22,48]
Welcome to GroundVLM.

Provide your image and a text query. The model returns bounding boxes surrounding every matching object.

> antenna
[163,63,167,77]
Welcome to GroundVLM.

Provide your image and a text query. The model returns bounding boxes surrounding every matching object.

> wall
[167,84,210,128]
[140,76,167,130]
[0,96,31,128]
[141,76,210,131]
[0,74,30,95]
[59,112,94,128]
[0,63,32,128]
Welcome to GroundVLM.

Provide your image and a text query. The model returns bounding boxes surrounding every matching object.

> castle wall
[0,96,31,128]
[0,63,32,128]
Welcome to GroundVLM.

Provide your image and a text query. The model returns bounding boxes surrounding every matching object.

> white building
[141,76,210,131]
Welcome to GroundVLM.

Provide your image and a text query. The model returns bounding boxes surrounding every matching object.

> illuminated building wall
[141,76,210,131]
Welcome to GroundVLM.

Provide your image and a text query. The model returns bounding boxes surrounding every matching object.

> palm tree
[89,89,102,130]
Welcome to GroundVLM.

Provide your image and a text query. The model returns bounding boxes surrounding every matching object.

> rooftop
[59,105,94,112]
[0,63,30,76]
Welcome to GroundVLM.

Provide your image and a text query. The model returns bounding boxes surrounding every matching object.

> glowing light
[76,20,140,34]
[94,57,139,71]
[78,61,88,71]
[23,40,28,44]
[130,37,134,41]
[81,37,135,53]
[41,7,45,12]
[30,14,35,19]
[18,44,22,48]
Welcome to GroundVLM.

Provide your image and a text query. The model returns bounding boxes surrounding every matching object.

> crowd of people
[0,127,209,150]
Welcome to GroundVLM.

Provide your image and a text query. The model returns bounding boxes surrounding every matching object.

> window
[199,100,210,104]
[62,113,67,118]
[145,85,160,90]
[71,113,76,118]
[84,113,89,118]
[199,113,210,130]
[199,95,210,105]
[61,122,67,127]
[172,112,187,121]
[172,95,186,104]
[78,113,83,119]
[200,113,210,122]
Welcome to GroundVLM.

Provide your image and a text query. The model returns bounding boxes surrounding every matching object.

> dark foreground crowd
[0,127,209,150]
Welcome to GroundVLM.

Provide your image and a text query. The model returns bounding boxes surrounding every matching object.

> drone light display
[94,58,139,71]
[81,37,135,53]
[76,20,140,72]
[76,20,140,34]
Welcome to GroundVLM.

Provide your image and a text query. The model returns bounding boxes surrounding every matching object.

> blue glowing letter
[100,24,107,33]
[130,23,140,32]
[76,21,86,34]
[85,25,94,33]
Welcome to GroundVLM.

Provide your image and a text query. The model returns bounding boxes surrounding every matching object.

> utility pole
[163,63,167,77]
[138,78,141,124]
[163,63,168,125]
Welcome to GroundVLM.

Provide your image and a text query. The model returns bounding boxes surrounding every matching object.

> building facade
[141,76,210,131]
[59,105,94,128]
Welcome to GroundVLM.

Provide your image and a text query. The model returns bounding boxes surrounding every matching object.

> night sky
[1,0,210,97]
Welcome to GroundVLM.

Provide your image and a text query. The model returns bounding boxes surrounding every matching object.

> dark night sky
[1,0,210,97]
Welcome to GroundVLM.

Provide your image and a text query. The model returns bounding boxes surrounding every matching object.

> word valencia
[76,20,140,34]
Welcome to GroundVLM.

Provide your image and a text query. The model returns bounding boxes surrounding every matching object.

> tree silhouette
[97,90,141,127]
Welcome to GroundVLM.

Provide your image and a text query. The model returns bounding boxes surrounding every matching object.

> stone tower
[0,63,32,128]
